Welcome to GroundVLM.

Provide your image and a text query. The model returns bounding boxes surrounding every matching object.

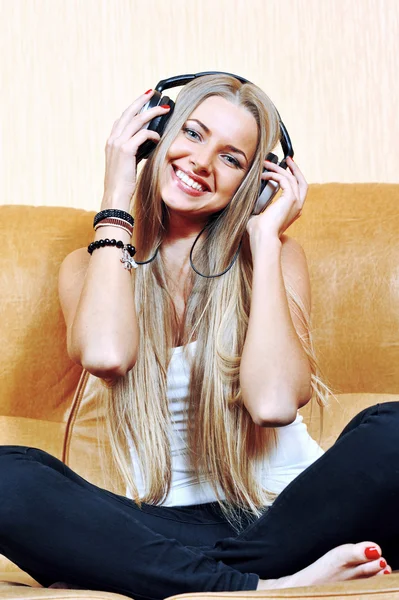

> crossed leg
[205,402,399,588]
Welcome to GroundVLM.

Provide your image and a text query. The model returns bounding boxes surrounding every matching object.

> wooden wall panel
[1,0,398,209]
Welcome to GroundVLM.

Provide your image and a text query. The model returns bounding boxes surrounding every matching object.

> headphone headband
[155,71,249,93]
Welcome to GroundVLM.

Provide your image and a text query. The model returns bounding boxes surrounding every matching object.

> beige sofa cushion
[0,206,93,424]
[166,574,399,599]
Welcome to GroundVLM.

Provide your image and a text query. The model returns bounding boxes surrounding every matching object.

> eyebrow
[187,118,249,164]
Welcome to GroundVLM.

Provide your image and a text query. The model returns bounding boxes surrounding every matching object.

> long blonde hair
[102,75,329,526]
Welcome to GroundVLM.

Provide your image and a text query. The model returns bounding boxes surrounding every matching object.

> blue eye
[182,127,201,141]
[224,155,240,168]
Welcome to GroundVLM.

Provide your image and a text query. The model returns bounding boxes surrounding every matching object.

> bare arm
[58,91,171,381]
[240,234,312,427]
[240,156,312,427]
[58,232,138,380]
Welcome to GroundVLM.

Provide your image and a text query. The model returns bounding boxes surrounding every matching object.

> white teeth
[175,169,206,192]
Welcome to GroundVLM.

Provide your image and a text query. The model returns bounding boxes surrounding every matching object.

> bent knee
[376,401,399,416]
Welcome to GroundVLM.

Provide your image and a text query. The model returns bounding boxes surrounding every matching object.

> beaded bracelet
[93,209,134,228]
[87,239,137,270]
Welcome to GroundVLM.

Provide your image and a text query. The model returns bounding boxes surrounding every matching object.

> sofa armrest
[0,416,66,459]
[301,393,399,450]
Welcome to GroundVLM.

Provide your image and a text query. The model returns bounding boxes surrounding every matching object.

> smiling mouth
[172,166,209,193]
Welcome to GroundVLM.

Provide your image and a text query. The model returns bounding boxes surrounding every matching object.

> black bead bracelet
[87,239,136,257]
[93,209,134,228]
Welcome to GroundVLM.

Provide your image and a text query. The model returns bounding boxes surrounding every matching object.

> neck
[164,211,207,246]
[161,215,202,291]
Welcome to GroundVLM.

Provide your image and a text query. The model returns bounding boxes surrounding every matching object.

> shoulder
[280,235,311,314]
[280,234,307,266]
[59,247,90,290]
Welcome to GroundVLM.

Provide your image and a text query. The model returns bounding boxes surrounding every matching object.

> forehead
[187,96,258,160]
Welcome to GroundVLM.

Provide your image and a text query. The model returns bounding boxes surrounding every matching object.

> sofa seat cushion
[0,573,41,588]
[165,574,399,599]
[1,573,398,599]
[0,577,128,599]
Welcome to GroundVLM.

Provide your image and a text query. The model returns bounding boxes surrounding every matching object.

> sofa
[0,183,398,600]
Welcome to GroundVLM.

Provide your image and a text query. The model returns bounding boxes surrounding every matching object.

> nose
[190,146,214,176]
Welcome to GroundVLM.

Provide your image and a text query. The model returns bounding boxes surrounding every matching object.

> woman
[0,74,397,598]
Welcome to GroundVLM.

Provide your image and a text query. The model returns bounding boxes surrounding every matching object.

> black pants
[1,402,399,600]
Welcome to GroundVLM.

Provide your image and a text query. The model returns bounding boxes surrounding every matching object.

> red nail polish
[144,89,152,94]
[365,547,380,559]
[380,559,387,568]
[161,105,170,109]
[384,569,390,575]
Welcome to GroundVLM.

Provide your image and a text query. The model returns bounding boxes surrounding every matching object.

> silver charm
[120,248,138,270]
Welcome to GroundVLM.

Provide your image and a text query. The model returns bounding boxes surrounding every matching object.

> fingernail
[384,569,390,575]
[380,559,387,568]
[144,89,152,94]
[365,547,380,559]
[161,105,171,109]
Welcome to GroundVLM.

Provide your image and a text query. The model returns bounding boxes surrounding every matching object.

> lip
[171,165,211,197]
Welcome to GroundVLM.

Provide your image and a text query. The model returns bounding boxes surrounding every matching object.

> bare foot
[257,541,392,590]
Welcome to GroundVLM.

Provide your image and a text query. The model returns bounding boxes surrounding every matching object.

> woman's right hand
[101,90,171,210]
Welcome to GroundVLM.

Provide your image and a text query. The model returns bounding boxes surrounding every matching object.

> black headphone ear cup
[148,96,175,135]
[253,153,279,215]
[258,153,278,195]
[136,96,175,163]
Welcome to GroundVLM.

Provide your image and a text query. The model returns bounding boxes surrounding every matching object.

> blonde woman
[0,73,398,598]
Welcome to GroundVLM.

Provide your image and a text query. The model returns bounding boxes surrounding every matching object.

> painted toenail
[365,547,380,559]
[384,569,390,575]
[380,559,387,568]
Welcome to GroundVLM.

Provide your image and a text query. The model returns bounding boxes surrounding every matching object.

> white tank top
[127,341,324,506]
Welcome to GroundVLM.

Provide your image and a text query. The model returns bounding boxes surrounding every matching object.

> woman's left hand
[246,156,308,249]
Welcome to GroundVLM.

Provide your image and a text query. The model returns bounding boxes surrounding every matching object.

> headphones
[137,71,294,215]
